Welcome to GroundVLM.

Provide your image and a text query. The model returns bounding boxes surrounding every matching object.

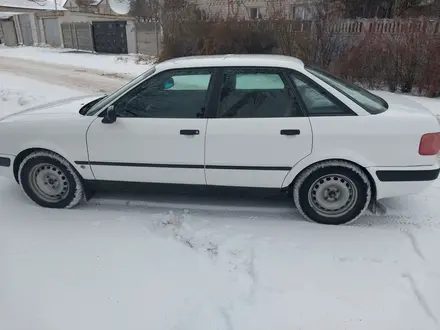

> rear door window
[289,71,356,116]
[217,68,303,118]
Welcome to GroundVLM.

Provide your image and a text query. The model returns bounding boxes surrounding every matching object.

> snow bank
[0,45,152,77]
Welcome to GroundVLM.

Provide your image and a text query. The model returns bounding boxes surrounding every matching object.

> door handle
[180,129,200,136]
[280,129,301,136]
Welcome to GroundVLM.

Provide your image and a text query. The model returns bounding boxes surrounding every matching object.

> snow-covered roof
[156,54,305,72]
[0,0,67,11]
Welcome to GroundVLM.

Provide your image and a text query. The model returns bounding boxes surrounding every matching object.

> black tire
[18,151,84,209]
[293,160,371,225]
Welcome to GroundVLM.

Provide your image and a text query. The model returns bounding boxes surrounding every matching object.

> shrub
[159,20,277,62]
[336,27,440,96]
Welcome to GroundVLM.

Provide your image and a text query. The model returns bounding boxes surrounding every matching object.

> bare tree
[129,0,160,20]
[129,0,204,22]
[274,0,346,67]
[265,0,288,19]
[392,0,424,16]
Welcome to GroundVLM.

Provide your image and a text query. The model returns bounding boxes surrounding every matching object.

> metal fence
[92,21,128,54]
[0,20,18,46]
[43,18,62,46]
[18,14,33,45]
[61,22,94,51]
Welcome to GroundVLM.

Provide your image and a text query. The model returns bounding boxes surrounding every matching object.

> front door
[205,67,313,188]
[86,68,216,185]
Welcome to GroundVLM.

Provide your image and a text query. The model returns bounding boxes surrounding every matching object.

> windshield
[86,66,156,116]
[305,66,388,114]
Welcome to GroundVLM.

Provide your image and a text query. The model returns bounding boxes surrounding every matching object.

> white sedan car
[1,54,439,225]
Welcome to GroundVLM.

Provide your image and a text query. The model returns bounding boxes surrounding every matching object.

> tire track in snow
[402,230,425,260]
[220,308,235,330]
[136,210,262,310]
[402,273,439,326]
[246,248,258,303]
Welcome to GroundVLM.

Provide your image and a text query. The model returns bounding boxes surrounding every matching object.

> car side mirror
[102,105,117,124]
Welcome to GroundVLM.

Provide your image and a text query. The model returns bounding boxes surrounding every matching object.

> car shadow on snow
[2,178,438,229]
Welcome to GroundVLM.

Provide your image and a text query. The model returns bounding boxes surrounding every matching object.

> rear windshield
[305,66,388,115]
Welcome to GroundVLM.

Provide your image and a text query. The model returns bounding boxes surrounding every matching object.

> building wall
[195,0,309,19]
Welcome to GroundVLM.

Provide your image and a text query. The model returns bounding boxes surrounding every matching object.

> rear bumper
[376,168,440,182]
[368,164,440,200]
[0,154,15,180]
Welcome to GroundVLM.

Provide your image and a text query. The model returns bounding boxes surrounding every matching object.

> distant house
[0,0,66,12]
[63,0,114,15]
[194,0,314,20]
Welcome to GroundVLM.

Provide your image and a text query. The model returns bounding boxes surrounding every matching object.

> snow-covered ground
[0,45,151,77]
[0,72,83,117]
[1,56,440,330]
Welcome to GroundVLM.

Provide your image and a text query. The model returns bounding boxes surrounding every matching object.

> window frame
[286,69,358,117]
[100,67,220,119]
[305,66,389,115]
[88,66,156,116]
[249,7,263,19]
[210,66,308,119]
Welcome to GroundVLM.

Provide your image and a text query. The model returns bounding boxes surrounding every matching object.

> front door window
[113,69,214,119]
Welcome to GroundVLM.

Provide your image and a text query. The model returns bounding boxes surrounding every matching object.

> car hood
[0,94,104,123]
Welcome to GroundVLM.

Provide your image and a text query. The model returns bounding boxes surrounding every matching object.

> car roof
[154,54,305,71]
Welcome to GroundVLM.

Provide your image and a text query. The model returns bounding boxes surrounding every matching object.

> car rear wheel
[18,151,84,209]
[293,161,371,225]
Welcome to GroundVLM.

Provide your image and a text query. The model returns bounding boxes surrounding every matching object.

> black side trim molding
[0,157,11,167]
[376,169,440,182]
[76,161,204,169]
[75,161,291,171]
[206,165,291,171]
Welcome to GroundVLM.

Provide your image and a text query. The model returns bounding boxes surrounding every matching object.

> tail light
[419,133,440,155]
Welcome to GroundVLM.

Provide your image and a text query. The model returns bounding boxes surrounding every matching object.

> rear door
[205,67,313,188]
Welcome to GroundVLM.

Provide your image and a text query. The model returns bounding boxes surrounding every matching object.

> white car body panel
[205,117,312,187]
[0,54,438,206]
[367,164,439,199]
[86,118,207,184]
[0,96,100,180]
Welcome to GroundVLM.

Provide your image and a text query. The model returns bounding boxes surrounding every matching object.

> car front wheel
[18,151,84,209]
[293,161,372,225]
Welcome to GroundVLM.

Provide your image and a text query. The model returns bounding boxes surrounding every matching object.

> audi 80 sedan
[0,54,439,225]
